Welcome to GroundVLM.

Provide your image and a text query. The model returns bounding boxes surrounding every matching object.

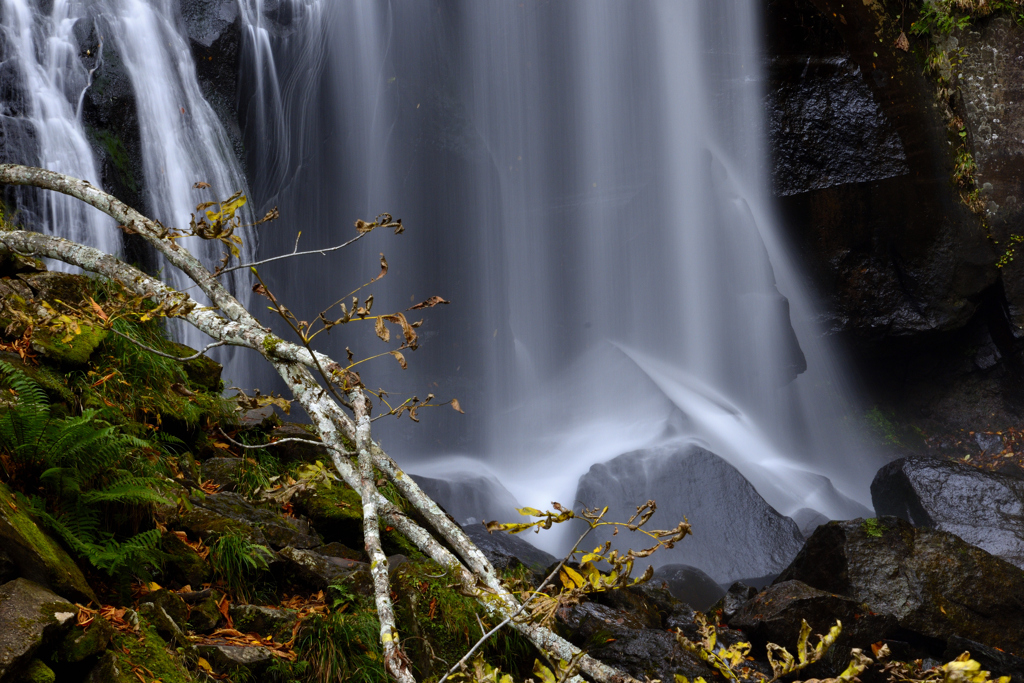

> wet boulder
[228,605,297,640]
[410,472,521,526]
[181,491,320,550]
[776,517,1024,655]
[196,644,275,678]
[574,445,805,583]
[708,581,758,623]
[652,564,725,612]
[460,523,556,575]
[729,580,897,655]
[276,547,371,592]
[0,579,78,680]
[266,423,328,464]
[557,601,715,683]
[871,457,1024,570]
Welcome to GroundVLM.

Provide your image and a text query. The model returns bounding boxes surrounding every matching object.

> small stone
[196,644,274,677]
[0,579,77,679]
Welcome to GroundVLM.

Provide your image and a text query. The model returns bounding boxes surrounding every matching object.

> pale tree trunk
[0,164,641,683]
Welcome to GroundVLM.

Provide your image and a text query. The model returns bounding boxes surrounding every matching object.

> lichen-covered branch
[352,390,415,683]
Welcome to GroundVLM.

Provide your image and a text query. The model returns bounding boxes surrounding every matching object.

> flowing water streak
[237,0,327,212]
[95,0,253,361]
[0,0,118,259]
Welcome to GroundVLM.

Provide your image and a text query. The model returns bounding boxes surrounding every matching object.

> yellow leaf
[147,582,162,592]
[562,565,586,589]
[196,658,213,672]
[517,507,544,517]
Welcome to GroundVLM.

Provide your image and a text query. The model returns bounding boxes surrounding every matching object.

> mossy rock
[105,618,197,683]
[14,658,55,683]
[0,253,45,279]
[187,594,223,634]
[0,353,74,406]
[30,324,107,366]
[293,483,363,548]
[0,484,96,604]
[160,532,211,588]
[163,341,223,393]
[51,616,114,664]
[294,480,421,557]
[17,273,92,306]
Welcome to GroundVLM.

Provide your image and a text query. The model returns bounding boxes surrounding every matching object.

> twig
[211,231,369,278]
[437,524,595,683]
[108,328,226,360]
[216,427,345,452]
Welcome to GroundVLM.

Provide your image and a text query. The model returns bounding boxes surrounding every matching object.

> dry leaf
[408,295,450,310]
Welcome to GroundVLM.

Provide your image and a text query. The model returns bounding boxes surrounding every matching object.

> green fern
[0,360,172,576]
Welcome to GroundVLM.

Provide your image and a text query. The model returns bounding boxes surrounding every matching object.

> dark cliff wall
[765,0,1024,434]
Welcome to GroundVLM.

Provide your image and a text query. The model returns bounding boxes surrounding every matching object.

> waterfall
[240,0,880,543]
[0,0,118,259]
[94,0,253,362]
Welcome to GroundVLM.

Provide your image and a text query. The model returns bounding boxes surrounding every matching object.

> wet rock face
[776,517,1024,655]
[768,53,908,197]
[952,16,1024,326]
[557,601,714,683]
[766,0,997,343]
[574,445,804,584]
[459,523,556,575]
[871,457,1024,570]
[0,579,77,680]
[729,580,897,653]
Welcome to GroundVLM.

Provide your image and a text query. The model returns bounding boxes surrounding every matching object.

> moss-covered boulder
[0,484,96,604]
[293,482,363,547]
[0,579,78,680]
[180,491,320,549]
[30,324,107,366]
[160,532,211,588]
[51,616,114,664]
[96,619,197,683]
[187,594,222,634]
[14,658,55,683]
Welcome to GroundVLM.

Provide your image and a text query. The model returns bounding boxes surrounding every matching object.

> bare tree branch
[212,231,369,277]
[352,390,416,682]
[216,427,343,452]
[108,328,226,360]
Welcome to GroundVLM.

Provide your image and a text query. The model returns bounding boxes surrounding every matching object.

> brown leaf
[408,295,450,310]
[390,350,407,369]
[193,181,211,189]
[374,317,390,343]
[373,253,388,282]
[382,312,418,349]
[354,219,374,234]
[87,297,109,322]
[450,398,464,414]
[895,31,909,52]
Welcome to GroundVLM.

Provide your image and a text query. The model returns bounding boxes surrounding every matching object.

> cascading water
[0,0,118,259]
[93,0,253,360]
[240,0,881,558]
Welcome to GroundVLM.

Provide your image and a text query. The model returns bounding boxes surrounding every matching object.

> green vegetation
[911,0,1024,36]
[208,530,274,602]
[862,518,887,538]
[0,360,172,577]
